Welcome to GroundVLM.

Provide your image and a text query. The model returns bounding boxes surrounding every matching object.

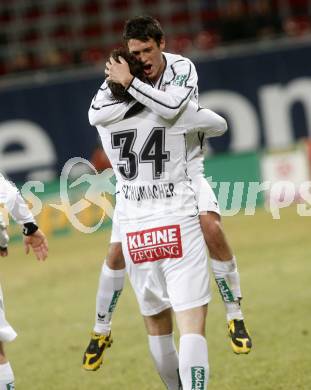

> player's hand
[0,246,8,257]
[24,229,48,261]
[105,56,133,88]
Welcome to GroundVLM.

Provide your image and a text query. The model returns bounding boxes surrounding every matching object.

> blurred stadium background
[1,0,311,389]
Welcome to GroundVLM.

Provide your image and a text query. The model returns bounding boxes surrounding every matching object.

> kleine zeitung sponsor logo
[127,225,183,263]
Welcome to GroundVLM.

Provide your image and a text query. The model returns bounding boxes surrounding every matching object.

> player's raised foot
[228,319,252,354]
[82,332,113,371]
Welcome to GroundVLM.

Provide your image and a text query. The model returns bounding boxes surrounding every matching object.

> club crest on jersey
[172,74,187,86]
[127,225,183,263]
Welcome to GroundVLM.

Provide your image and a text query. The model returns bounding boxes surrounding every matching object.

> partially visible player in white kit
[83,15,251,379]
[0,174,48,389]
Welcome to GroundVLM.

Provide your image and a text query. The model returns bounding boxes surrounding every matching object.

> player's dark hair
[123,16,164,46]
[107,47,145,103]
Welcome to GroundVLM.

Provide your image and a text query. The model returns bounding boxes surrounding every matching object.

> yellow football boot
[82,332,113,371]
[228,319,252,354]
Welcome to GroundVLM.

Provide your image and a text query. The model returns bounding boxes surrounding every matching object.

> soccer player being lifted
[0,174,48,389]
[83,15,252,375]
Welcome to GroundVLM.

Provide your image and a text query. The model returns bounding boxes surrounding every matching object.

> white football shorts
[0,284,17,343]
[119,215,211,316]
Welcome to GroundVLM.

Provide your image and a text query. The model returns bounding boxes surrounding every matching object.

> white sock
[179,334,209,390]
[211,257,243,321]
[0,362,14,389]
[94,263,125,335]
[148,334,181,390]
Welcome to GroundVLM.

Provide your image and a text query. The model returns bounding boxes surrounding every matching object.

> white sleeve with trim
[177,101,228,137]
[127,60,198,120]
[0,176,35,225]
[88,81,135,126]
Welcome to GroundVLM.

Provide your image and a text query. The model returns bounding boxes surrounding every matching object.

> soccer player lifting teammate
[0,174,48,389]
[83,15,252,386]
[87,51,227,389]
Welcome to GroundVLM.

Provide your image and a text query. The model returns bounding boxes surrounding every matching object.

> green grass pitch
[1,206,311,389]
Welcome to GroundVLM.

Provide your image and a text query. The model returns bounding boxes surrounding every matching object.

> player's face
[127,38,165,82]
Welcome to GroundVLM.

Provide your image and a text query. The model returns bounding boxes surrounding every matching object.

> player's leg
[82,242,125,370]
[196,177,252,354]
[162,216,211,389]
[83,215,126,371]
[0,343,14,390]
[120,215,210,388]
[144,309,181,390]
[94,242,125,335]
[120,218,181,389]
[175,305,209,390]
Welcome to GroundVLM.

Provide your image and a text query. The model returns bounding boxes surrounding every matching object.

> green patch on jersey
[191,366,205,390]
[6,382,15,390]
[172,74,187,86]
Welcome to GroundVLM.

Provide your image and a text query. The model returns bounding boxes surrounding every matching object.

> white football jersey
[89,52,205,180]
[96,101,226,223]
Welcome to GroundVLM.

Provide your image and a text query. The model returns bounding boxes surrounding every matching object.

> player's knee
[175,305,207,336]
[106,242,125,269]
[144,309,173,336]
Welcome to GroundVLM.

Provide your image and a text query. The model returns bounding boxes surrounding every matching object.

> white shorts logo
[127,225,183,264]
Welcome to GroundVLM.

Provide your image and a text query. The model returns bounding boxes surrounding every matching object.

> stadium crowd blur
[0,0,311,78]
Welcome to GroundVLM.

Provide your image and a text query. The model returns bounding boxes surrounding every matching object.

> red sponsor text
[127,225,183,263]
